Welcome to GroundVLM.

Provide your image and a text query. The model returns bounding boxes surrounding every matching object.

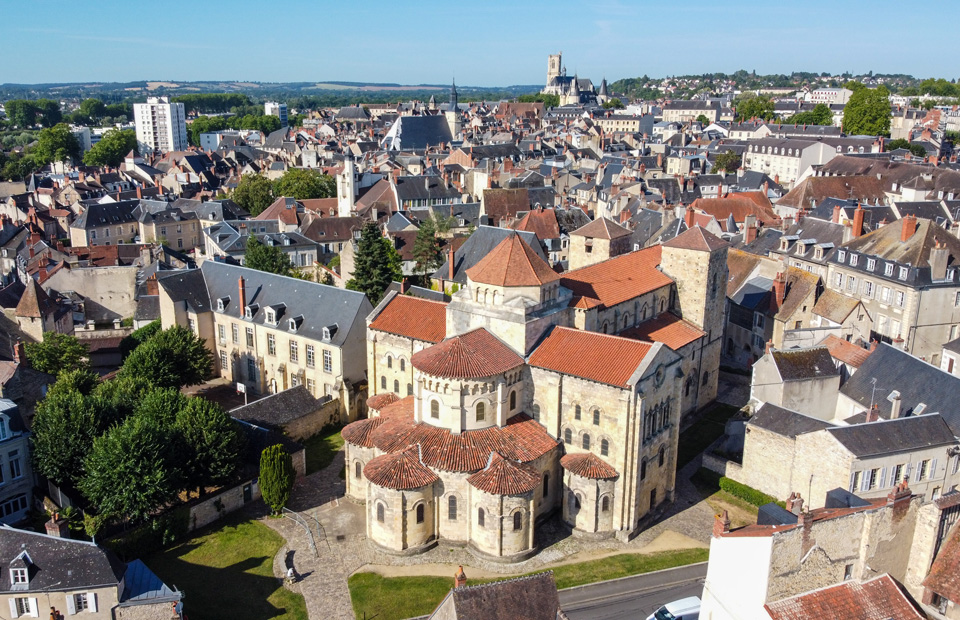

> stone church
[540,52,607,106]
[342,225,728,560]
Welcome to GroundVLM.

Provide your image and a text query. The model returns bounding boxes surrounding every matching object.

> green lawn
[349,548,708,620]
[676,404,740,469]
[146,514,307,620]
[303,426,344,474]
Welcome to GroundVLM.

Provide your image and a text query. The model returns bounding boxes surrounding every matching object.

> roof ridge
[454,570,555,591]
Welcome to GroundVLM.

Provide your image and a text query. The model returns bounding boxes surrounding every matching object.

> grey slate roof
[70,200,139,230]
[230,385,320,429]
[827,414,956,457]
[432,226,547,284]
[119,559,181,605]
[749,403,833,439]
[0,526,125,593]
[157,268,210,314]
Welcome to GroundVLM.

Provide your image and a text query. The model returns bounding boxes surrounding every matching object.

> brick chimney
[786,492,804,516]
[684,206,695,229]
[45,513,70,539]
[744,214,758,243]
[865,404,880,423]
[448,247,455,281]
[712,510,731,537]
[852,204,865,239]
[454,565,467,588]
[238,277,246,310]
[832,204,842,224]
[901,215,917,242]
[771,271,787,312]
[886,480,911,507]
[12,341,25,366]
[765,339,774,355]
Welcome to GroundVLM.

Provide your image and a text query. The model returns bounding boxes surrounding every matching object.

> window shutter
[931,459,938,479]
[28,598,37,617]
[88,593,97,613]
[860,472,871,492]
[9,598,19,619]
[916,463,923,482]
[849,472,856,492]
[65,595,76,615]
[904,463,912,482]
[879,467,887,489]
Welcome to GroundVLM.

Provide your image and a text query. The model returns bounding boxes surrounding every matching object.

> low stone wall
[284,397,341,442]
[702,452,740,479]
[188,479,261,532]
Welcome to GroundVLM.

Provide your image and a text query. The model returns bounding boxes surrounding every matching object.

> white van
[646,595,701,620]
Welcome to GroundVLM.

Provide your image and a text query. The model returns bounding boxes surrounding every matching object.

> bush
[719,477,785,508]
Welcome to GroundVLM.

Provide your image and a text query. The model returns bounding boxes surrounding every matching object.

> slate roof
[119,559,181,605]
[771,347,839,380]
[529,326,655,388]
[467,452,541,496]
[764,574,923,620]
[560,453,619,480]
[748,403,832,439]
[828,414,956,458]
[365,445,440,490]
[229,385,319,429]
[0,526,126,593]
[412,328,524,379]
[70,200,139,230]
[157,268,211,314]
[561,246,672,310]
[395,176,461,203]
[430,571,565,620]
[368,292,447,343]
[433,226,547,285]
[465,234,559,287]
[383,115,453,150]
[923,519,960,602]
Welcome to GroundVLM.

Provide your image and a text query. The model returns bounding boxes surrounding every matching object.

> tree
[244,236,293,276]
[713,150,742,174]
[83,129,137,167]
[259,444,295,515]
[34,99,62,127]
[4,100,37,128]
[696,114,710,125]
[843,85,891,136]
[735,95,775,121]
[31,388,102,486]
[187,115,229,147]
[79,98,107,121]
[1,153,37,181]
[176,398,245,494]
[90,374,153,427]
[233,174,275,216]
[119,319,161,359]
[885,139,928,157]
[24,332,90,375]
[602,98,625,110]
[272,168,336,200]
[346,221,402,305]
[787,103,833,126]
[412,217,442,275]
[33,123,81,166]
[80,413,184,523]
[134,387,190,427]
[121,326,213,388]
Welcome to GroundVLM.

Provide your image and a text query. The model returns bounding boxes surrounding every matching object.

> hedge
[719,476,785,508]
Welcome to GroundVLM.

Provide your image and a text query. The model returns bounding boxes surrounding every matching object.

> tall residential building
[265,102,288,127]
[133,96,187,153]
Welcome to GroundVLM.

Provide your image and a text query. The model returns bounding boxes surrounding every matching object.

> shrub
[719,477,785,508]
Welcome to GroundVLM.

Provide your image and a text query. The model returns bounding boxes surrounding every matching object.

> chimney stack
[684,206,695,229]
[930,240,948,280]
[865,404,880,423]
[887,480,912,507]
[744,214,758,243]
[45,513,70,539]
[786,492,804,516]
[238,277,246,310]
[890,393,902,419]
[901,215,917,242]
[454,565,467,588]
[448,247,455,281]
[771,271,787,312]
[832,204,842,224]
[712,510,731,537]
[852,204,865,239]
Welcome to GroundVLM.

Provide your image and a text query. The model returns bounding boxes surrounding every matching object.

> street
[560,563,707,620]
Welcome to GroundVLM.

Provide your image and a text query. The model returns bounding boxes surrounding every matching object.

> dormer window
[850,254,858,267]
[11,568,27,585]
[885,263,894,276]
[288,316,303,332]
[899,267,908,280]
[216,297,229,312]
[265,308,275,325]
[867,258,876,271]
[814,247,824,260]
[322,327,331,341]
[837,250,846,262]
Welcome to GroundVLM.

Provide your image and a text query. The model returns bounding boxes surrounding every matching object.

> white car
[646,595,701,620]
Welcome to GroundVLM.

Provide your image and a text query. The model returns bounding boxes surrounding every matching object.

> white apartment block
[133,96,188,153]
[265,102,288,127]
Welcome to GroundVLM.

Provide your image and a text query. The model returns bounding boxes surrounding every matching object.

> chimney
[12,341,25,366]
[238,277,246,310]
[886,480,911,507]
[744,214,758,243]
[712,510,731,537]
[400,278,409,294]
[865,404,880,423]
[448,247,455,281]
[890,393,902,420]
[901,215,917,242]
[786,492,804,516]
[852,204,865,239]
[832,204,842,224]
[771,271,787,312]
[684,206,695,229]
[454,565,467,588]
[930,240,948,280]
[45,513,70,539]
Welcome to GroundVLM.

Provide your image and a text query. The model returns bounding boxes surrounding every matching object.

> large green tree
[843,84,891,136]
[121,325,213,388]
[119,319,161,359]
[187,115,229,147]
[259,444,295,515]
[24,332,90,375]
[4,100,37,128]
[33,123,81,166]
[272,168,336,200]
[31,388,103,486]
[602,98,625,110]
[735,95,775,121]
[787,103,833,126]
[83,129,137,167]
[233,174,275,216]
[78,98,107,121]
[712,150,742,174]
[244,236,293,276]
[412,217,442,275]
[34,99,62,127]
[346,222,402,305]
[176,398,245,494]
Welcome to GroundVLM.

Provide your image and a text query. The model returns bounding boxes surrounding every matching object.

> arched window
[543,473,550,496]
[575,494,582,509]
[476,401,486,422]
[702,371,709,386]
[416,504,424,524]
[575,404,581,420]
[660,298,665,312]
[513,511,522,531]
[582,434,591,450]
[510,391,517,410]
[478,507,485,527]
[376,503,385,523]
[602,321,609,334]
[564,428,572,444]
[531,403,540,422]
[407,383,413,396]
[386,355,393,369]
[448,496,458,520]
[380,376,386,390]
[593,409,600,425]
[393,380,399,393]
[602,496,610,512]
[601,439,609,457]
[659,445,666,467]
[400,359,405,371]
[431,400,440,418]
[640,459,647,480]
[355,461,361,478]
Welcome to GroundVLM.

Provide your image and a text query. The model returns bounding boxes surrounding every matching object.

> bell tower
[337,150,356,217]
[547,52,562,85]
[445,80,461,140]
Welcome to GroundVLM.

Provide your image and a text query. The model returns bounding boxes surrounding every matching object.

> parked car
[646,595,701,620]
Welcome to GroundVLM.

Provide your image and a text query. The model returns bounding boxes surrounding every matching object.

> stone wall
[188,479,261,532]
[45,265,139,323]
[282,398,341,442]
[730,426,798,502]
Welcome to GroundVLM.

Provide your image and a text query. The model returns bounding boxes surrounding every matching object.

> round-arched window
[431,400,440,418]
[564,428,572,444]
[416,504,424,524]
[478,507,485,528]
[513,511,522,530]
[376,503,385,523]
[476,401,486,422]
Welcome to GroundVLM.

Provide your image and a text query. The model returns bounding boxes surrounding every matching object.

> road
[560,563,707,620]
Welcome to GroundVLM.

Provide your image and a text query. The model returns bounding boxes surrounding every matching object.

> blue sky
[2,0,956,86]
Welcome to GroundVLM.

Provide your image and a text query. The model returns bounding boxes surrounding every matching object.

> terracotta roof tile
[341,416,388,448]
[513,208,561,241]
[821,334,872,368]
[465,234,560,287]
[560,453,619,479]
[529,327,654,388]
[777,175,888,210]
[369,294,447,343]
[255,196,301,225]
[483,188,530,224]
[412,328,524,379]
[923,519,960,602]
[690,195,779,226]
[467,452,540,495]
[364,445,440,490]
[561,247,672,310]
[620,312,705,350]
[367,392,401,411]
[765,574,923,620]
[662,225,728,252]
[570,217,632,240]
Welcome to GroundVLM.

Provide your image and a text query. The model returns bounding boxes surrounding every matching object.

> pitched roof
[662,225,728,252]
[229,385,319,429]
[465,234,560,287]
[690,195,778,226]
[812,289,861,324]
[764,574,923,620]
[771,347,839,380]
[923,519,960,602]
[620,312,705,351]
[841,217,960,269]
[431,572,564,620]
[560,452,619,479]
[0,526,126,593]
[15,278,56,318]
[513,208,561,241]
[748,403,833,439]
[529,326,654,388]
[412,328,524,379]
[342,416,389,448]
[777,175,888,210]
[561,246,672,310]
[726,249,764,296]
[467,452,540,495]
[368,292,447,344]
[364,445,440,490]
[826,414,956,458]
[569,217,631,240]
[821,334,872,368]
[483,188,531,224]
[434,226,547,285]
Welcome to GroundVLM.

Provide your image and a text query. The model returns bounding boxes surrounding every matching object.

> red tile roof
[690,195,778,226]
[369,294,447,343]
[528,327,654,388]
[412,328,524,379]
[467,452,540,495]
[364,445,440,490]
[370,409,558,473]
[367,392,401,411]
[923,520,960,602]
[560,453,619,480]
[342,416,388,448]
[561,246,672,310]
[765,574,923,620]
[465,234,560,287]
[822,334,873,368]
[513,208,560,241]
[570,217,632,240]
[662,226,728,252]
[621,312,705,351]
[255,196,300,225]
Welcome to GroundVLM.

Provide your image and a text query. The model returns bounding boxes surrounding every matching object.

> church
[342,225,728,560]
[540,52,608,106]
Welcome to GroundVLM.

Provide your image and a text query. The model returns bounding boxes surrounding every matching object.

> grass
[348,548,708,620]
[690,468,759,528]
[676,404,741,469]
[303,425,344,474]
[146,513,308,620]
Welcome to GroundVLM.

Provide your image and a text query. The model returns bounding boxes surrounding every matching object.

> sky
[2,0,956,87]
